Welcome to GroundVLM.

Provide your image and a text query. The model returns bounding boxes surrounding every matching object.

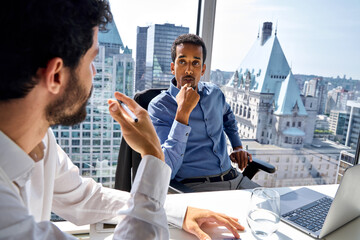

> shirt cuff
[169,120,191,143]
[164,195,188,228]
[131,155,171,205]
[230,135,242,149]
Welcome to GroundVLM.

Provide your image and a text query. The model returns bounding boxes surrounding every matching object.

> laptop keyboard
[282,196,333,233]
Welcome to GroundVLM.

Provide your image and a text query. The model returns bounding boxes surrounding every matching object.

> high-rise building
[51,21,134,188]
[98,20,124,57]
[324,87,355,114]
[329,110,349,144]
[344,100,360,149]
[302,77,327,114]
[223,22,317,148]
[135,26,149,92]
[144,23,189,89]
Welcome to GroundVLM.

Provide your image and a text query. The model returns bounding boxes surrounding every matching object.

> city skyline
[109,0,360,80]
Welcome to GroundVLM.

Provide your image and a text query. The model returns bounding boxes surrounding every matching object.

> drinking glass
[247,187,280,239]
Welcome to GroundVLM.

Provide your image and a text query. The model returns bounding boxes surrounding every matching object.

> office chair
[114,88,276,193]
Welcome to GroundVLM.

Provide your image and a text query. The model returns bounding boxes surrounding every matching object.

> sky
[109,0,360,80]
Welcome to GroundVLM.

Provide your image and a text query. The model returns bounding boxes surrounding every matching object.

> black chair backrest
[114,88,167,191]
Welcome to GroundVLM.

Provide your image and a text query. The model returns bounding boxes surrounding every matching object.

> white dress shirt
[0,129,187,239]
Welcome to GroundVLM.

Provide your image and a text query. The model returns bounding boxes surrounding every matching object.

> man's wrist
[233,146,243,150]
[141,147,165,161]
[175,110,190,125]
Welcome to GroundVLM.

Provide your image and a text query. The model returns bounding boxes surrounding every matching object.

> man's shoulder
[201,82,223,96]
[149,90,172,107]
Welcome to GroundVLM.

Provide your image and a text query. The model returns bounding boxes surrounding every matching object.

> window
[47,0,359,190]
[72,148,80,153]
[113,132,121,138]
[71,132,80,138]
[82,132,90,138]
[61,132,69,138]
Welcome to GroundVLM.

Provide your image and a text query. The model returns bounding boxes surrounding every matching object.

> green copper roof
[98,21,124,48]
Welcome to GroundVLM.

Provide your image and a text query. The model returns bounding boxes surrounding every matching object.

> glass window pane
[213,0,359,187]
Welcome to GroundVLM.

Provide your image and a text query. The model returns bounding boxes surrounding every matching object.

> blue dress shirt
[148,78,242,181]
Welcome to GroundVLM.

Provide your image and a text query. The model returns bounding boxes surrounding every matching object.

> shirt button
[185,132,189,136]
[181,153,184,157]
[214,150,217,153]
[205,118,208,121]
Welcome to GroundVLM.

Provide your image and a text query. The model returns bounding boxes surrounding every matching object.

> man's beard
[46,70,92,126]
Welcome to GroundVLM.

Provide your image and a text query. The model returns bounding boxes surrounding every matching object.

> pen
[117,100,138,122]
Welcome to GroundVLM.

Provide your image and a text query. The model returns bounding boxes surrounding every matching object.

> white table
[89,184,359,240]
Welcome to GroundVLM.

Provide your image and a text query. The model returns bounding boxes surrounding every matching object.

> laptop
[280,164,360,238]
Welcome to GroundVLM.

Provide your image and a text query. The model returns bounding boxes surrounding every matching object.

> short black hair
[0,0,112,101]
[171,34,207,65]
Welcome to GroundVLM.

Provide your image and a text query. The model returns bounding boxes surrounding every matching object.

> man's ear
[170,62,175,75]
[201,63,206,76]
[43,57,66,94]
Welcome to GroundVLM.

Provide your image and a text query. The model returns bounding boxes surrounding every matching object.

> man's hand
[108,92,164,161]
[183,206,244,240]
[230,146,252,171]
[175,83,200,125]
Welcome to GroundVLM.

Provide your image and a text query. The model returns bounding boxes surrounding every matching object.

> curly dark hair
[171,34,207,65]
[0,0,113,101]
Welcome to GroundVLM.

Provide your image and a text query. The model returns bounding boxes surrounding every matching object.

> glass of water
[247,187,280,239]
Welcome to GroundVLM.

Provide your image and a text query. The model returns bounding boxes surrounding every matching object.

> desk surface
[88,184,359,240]
[167,184,359,240]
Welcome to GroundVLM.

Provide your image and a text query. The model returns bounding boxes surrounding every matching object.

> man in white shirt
[0,0,244,239]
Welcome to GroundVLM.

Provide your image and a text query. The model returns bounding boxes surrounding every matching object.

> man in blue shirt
[148,34,260,192]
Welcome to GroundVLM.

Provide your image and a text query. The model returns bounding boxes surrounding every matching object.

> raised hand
[175,83,200,125]
[108,92,164,161]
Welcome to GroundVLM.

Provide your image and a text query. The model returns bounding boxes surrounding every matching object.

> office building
[303,77,327,114]
[324,87,355,114]
[98,20,124,57]
[223,22,317,148]
[135,26,149,92]
[51,21,134,188]
[328,110,349,144]
[344,100,360,149]
[144,23,189,89]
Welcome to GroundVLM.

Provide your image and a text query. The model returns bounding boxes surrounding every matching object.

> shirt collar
[169,77,206,98]
[0,131,35,184]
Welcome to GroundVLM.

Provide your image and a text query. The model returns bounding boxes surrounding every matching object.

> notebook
[280,164,360,238]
